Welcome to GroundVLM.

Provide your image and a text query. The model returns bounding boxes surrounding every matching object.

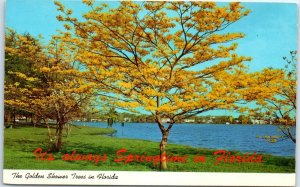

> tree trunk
[160,132,168,171]
[107,118,113,128]
[31,114,33,126]
[155,111,174,171]
[56,123,64,151]
[12,108,16,128]
[66,123,72,137]
[31,115,36,128]
[43,119,52,142]
[291,137,296,143]
[5,110,12,123]
[287,128,296,143]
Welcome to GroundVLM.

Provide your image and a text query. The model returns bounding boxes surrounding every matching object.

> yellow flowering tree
[55,1,254,170]
[254,51,296,143]
[5,29,95,151]
[4,29,48,127]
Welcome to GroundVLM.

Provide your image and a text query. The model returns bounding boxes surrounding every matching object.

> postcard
[2,0,297,186]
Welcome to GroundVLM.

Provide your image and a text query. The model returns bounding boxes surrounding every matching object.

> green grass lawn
[4,125,295,172]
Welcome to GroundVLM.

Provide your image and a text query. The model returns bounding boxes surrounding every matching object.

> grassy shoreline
[4,125,295,172]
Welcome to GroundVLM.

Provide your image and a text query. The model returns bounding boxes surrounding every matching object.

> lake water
[74,122,295,157]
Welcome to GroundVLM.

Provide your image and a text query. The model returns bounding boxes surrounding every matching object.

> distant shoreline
[73,121,278,126]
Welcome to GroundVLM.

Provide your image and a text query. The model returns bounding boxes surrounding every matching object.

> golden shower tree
[5,29,95,151]
[253,52,296,143]
[55,1,255,170]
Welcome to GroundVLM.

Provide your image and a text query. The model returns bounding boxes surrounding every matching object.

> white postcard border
[2,169,296,186]
[1,0,299,186]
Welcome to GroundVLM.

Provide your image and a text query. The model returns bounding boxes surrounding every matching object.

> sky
[4,0,298,116]
[5,0,298,71]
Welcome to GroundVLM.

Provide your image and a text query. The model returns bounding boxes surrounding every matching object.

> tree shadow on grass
[265,156,295,168]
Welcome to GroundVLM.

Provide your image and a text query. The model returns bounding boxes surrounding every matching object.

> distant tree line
[78,111,259,125]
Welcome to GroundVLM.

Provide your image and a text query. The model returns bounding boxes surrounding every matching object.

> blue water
[74,122,295,157]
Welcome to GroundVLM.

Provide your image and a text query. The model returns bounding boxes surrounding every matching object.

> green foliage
[5,29,47,87]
